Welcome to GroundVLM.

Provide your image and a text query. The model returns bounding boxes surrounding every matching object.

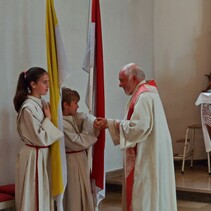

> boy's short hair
[61,87,80,110]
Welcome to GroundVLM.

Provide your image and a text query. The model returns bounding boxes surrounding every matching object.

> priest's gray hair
[122,63,145,80]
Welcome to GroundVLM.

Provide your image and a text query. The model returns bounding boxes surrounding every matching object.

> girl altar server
[13,67,63,211]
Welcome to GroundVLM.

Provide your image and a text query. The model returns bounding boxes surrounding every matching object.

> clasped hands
[42,101,51,120]
[94,117,108,130]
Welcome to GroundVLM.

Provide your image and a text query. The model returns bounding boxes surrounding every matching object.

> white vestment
[63,112,99,211]
[108,81,177,211]
[15,95,63,211]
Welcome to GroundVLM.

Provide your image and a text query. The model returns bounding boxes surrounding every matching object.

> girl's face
[65,99,79,116]
[30,73,49,98]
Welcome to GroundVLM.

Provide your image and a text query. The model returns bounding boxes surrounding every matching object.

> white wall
[97,0,154,171]
[0,1,47,185]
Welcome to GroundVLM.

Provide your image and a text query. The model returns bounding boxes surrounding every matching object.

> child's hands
[94,117,108,130]
[42,101,51,120]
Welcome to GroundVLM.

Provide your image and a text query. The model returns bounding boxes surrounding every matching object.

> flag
[83,0,105,207]
[46,0,69,210]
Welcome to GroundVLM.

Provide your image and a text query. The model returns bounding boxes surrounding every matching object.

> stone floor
[99,191,211,211]
[98,163,211,210]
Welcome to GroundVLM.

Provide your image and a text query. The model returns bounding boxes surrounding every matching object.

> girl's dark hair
[13,67,47,112]
[61,87,80,111]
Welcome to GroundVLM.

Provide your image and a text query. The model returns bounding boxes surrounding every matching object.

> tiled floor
[99,164,211,210]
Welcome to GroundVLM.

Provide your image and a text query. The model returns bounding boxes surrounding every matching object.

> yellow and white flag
[46,0,69,210]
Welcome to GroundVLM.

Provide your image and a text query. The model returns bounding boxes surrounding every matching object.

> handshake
[94,117,108,130]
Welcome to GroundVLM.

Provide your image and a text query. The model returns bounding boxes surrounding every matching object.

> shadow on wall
[194,0,211,93]
[155,1,211,160]
[0,108,21,185]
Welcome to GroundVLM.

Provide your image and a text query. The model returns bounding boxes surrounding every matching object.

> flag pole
[88,67,94,114]
[88,11,95,114]
[87,66,94,177]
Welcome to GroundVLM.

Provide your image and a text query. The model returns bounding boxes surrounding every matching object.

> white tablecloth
[195,92,211,106]
[195,92,211,152]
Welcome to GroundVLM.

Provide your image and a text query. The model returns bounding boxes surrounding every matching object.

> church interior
[1,0,211,210]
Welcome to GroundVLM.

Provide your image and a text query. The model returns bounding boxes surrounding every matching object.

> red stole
[125,80,157,211]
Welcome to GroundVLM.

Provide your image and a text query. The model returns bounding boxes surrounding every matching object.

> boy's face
[65,99,79,115]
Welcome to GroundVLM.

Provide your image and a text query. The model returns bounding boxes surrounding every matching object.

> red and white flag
[83,0,105,207]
